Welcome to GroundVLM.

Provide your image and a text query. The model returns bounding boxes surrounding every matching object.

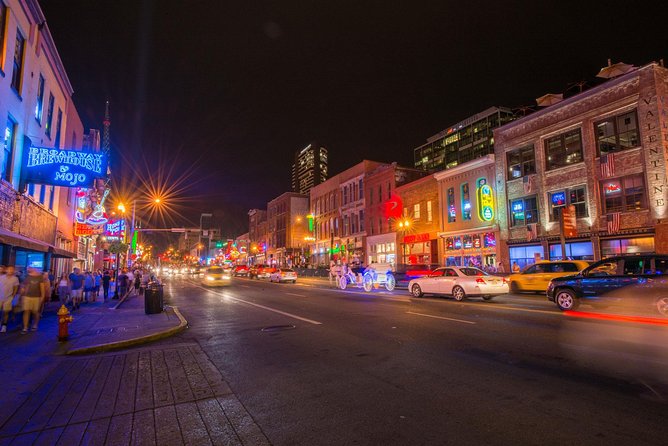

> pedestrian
[102,270,111,300]
[512,262,521,273]
[496,263,505,274]
[117,269,129,298]
[83,271,94,303]
[127,270,135,295]
[21,268,46,334]
[69,267,84,310]
[134,272,141,295]
[0,266,19,333]
[57,273,69,308]
[94,270,102,299]
[41,272,52,315]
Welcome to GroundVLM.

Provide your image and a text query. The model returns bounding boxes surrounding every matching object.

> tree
[108,241,129,255]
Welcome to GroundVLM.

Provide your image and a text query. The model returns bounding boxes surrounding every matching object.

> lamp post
[397,218,411,266]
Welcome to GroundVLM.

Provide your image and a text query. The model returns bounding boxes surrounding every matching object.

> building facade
[247,208,267,264]
[494,62,668,269]
[395,175,440,265]
[292,142,328,195]
[414,107,515,172]
[365,163,426,268]
[434,155,500,269]
[266,192,309,267]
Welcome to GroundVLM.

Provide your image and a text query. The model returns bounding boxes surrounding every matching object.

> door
[580,258,623,299]
[520,264,546,291]
[421,268,445,293]
[439,268,459,294]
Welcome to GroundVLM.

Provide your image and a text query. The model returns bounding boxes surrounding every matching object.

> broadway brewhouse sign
[21,146,108,188]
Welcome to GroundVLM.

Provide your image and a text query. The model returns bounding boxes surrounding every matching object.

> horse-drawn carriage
[335,262,396,292]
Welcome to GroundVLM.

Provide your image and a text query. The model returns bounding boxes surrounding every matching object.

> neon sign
[551,191,566,205]
[604,182,621,194]
[22,147,107,188]
[476,178,494,222]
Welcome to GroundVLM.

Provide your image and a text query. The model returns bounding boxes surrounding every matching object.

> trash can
[145,282,164,314]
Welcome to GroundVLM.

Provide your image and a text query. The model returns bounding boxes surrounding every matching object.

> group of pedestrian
[0,265,51,334]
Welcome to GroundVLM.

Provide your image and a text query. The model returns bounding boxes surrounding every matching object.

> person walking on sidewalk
[83,272,94,303]
[21,268,46,334]
[69,268,84,310]
[93,270,101,299]
[102,270,111,300]
[0,266,19,333]
[40,272,52,315]
[133,272,141,296]
[117,269,129,299]
[57,273,69,308]
[127,270,135,296]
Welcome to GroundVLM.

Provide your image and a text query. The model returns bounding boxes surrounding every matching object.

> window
[378,186,382,203]
[0,4,6,68]
[414,203,420,219]
[601,174,646,214]
[2,116,16,182]
[35,75,45,122]
[447,187,456,223]
[359,210,364,232]
[10,30,25,93]
[600,237,654,258]
[549,186,587,221]
[45,94,55,137]
[507,145,536,179]
[595,110,639,155]
[461,183,471,220]
[545,129,583,170]
[387,182,391,200]
[510,196,538,226]
[39,185,46,204]
[54,109,63,148]
[427,200,432,222]
[359,179,363,199]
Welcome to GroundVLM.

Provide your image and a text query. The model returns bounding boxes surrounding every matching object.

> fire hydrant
[57,305,73,341]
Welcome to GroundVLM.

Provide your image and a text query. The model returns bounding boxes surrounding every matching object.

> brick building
[395,175,440,265]
[266,192,309,267]
[365,163,426,267]
[434,155,500,269]
[494,61,668,269]
[247,208,267,264]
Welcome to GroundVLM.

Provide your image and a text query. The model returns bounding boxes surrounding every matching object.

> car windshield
[282,269,294,272]
[459,267,488,276]
[206,267,223,274]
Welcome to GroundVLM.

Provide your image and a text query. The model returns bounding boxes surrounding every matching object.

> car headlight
[206,276,214,281]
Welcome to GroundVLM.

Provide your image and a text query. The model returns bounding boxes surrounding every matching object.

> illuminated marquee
[476,178,494,222]
[22,147,107,188]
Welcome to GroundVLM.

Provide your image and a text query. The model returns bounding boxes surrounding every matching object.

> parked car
[547,255,668,313]
[269,268,298,283]
[408,266,509,300]
[508,260,590,293]
[249,264,275,279]
[201,266,232,286]
[393,263,440,289]
[233,265,249,277]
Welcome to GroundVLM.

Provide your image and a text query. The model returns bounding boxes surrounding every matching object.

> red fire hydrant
[58,305,73,341]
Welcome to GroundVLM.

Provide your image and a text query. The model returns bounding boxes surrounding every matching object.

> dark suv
[547,255,668,315]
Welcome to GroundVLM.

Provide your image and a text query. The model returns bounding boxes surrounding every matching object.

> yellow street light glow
[118,203,126,213]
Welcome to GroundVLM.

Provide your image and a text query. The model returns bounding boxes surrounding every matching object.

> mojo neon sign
[22,147,107,188]
[476,178,494,222]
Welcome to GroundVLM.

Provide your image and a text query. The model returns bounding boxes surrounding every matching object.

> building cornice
[433,155,495,181]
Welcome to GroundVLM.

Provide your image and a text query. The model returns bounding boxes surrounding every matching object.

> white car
[269,268,298,283]
[408,266,509,301]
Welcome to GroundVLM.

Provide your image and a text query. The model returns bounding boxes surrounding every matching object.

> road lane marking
[286,293,307,297]
[406,311,476,325]
[191,284,322,325]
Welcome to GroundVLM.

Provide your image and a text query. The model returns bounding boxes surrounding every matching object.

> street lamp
[397,218,411,266]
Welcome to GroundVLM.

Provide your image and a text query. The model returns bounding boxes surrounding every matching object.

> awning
[0,227,50,252]
[49,246,76,258]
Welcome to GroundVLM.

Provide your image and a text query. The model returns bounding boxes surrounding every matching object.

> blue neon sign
[22,147,107,188]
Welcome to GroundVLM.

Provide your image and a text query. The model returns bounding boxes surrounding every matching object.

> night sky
[41,0,665,237]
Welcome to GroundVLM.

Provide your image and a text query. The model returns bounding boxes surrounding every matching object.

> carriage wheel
[385,274,396,291]
[338,276,348,290]
[363,274,373,292]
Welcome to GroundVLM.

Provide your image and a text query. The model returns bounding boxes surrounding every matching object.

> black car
[546,255,668,315]
[393,264,440,289]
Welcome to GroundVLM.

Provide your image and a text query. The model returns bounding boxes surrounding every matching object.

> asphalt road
[157,275,668,445]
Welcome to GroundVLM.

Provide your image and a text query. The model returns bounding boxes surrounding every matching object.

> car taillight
[475,278,486,284]
[502,277,509,284]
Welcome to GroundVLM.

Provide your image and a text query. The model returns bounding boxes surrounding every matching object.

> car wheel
[482,295,493,301]
[452,286,466,301]
[655,296,668,316]
[555,289,578,311]
[411,283,423,298]
[510,282,519,293]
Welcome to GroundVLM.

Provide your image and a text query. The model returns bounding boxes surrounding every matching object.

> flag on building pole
[606,212,621,234]
[523,175,534,194]
[600,153,615,178]
[527,223,538,241]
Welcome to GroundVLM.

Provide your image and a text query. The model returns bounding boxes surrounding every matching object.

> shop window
[507,145,536,179]
[509,196,538,226]
[549,242,594,260]
[461,183,471,220]
[509,245,544,270]
[600,237,654,257]
[447,187,456,223]
[600,174,646,214]
[483,232,496,248]
[545,129,583,171]
[549,186,587,221]
[595,110,639,155]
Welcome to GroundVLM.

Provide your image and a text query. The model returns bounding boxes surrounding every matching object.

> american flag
[600,153,615,178]
[606,212,621,234]
[523,175,534,194]
[527,223,538,241]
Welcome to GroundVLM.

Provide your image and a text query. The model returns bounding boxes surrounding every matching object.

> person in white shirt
[1,266,20,332]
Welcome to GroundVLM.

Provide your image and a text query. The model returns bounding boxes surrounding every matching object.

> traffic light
[215,240,223,248]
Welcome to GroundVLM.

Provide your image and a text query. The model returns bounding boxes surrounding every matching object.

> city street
[152,275,668,445]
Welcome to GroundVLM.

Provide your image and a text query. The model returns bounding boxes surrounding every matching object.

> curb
[65,306,188,355]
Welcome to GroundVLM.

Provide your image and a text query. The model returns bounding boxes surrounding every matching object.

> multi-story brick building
[434,155,500,269]
[395,175,440,265]
[247,208,267,264]
[494,61,668,269]
[266,192,309,267]
[365,163,426,267]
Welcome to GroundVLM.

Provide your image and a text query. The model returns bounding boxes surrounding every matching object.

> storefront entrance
[548,241,594,261]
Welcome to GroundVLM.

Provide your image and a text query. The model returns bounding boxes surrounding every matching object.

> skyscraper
[291,142,328,195]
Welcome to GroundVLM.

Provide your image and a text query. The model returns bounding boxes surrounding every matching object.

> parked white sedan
[408,266,509,300]
[269,268,298,283]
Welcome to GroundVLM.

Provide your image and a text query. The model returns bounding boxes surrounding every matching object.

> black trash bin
[145,282,164,314]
